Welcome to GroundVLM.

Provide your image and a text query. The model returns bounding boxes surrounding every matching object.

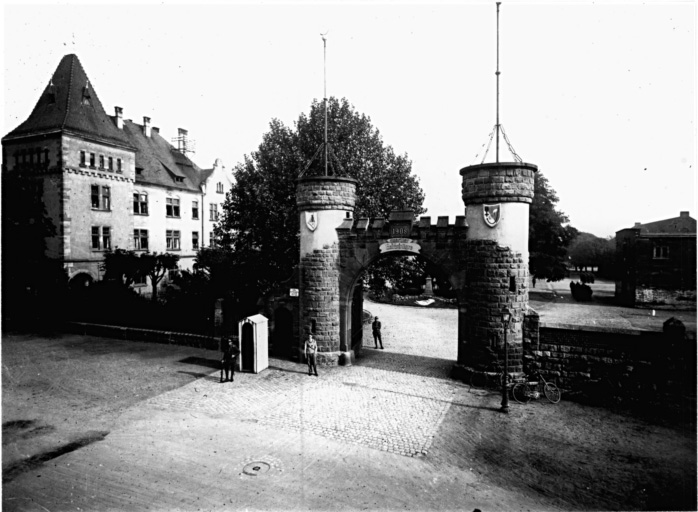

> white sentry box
[237,314,269,374]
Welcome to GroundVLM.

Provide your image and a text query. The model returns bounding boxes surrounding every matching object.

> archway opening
[344,252,459,379]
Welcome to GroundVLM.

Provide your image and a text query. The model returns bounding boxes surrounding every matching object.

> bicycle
[469,367,512,391]
[512,372,561,404]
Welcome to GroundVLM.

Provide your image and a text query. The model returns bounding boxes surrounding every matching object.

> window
[133,193,148,215]
[166,197,180,218]
[653,245,669,259]
[216,182,224,193]
[80,151,86,167]
[102,227,111,250]
[44,149,49,166]
[89,153,96,168]
[134,229,149,250]
[91,226,111,250]
[99,155,105,169]
[209,203,218,221]
[91,185,111,210]
[108,157,113,171]
[166,230,181,250]
[117,158,122,172]
[192,231,199,250]
[133,274,147,286]
[210,232,214,246]
[192,201,199,219]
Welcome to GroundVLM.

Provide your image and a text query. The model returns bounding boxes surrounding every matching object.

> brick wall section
[522,311,697,408]
[461,239,528,372]
[300,243,341,364]
[296,176,357,211]
[460,162,536,205]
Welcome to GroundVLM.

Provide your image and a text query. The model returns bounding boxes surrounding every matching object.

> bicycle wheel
[470,371,486,389]
[512,383,531,404]
[544,383,561,403]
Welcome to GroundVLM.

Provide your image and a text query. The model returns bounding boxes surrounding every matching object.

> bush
[570,281,593,301]
[579,272,595,284]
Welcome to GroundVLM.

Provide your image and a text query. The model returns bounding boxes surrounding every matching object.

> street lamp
[500,308,513,413]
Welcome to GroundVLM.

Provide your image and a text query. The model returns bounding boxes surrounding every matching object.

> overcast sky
[3,1,695,238]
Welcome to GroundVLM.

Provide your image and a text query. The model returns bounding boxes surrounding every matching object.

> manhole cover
[243,461,271,476]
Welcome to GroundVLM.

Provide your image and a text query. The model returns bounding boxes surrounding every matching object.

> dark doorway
[273,306,293,357]
[241,322,254,372]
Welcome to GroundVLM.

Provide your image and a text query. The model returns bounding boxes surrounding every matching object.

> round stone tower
[459,162,537,374]
[296,175,357,366]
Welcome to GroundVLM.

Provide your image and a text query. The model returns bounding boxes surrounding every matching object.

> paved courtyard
[2,300,696,511]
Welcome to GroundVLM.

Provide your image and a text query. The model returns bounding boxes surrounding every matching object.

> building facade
[615,211,696,308]
[1,54,232,294]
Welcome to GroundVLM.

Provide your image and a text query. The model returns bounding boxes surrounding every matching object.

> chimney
[152,127,159,135]
[633,222,642,228]
[143,116,151,137]
[178,128,188,153]
[115,106,123,129]
[680,211,689,218]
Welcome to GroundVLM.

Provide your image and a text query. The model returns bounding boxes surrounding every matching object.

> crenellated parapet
[336,214,468,242]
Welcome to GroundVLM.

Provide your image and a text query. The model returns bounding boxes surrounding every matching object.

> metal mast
[322,32,328,176]
[496,2,501,163]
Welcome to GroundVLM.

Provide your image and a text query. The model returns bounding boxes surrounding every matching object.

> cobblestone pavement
[137,300,461,458]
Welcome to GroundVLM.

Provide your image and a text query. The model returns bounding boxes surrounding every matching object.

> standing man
[221,337,240,383]
[372,316,384,349]
[304,330,318,377]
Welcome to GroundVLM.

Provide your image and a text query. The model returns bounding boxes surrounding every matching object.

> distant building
[615,211,696,308]
[1,54,233,294]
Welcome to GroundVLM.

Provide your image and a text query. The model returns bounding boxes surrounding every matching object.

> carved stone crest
[305,211,318,232]
[483,204,501,227]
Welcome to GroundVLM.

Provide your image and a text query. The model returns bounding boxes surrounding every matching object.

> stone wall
[296,176,357,211]
[300,243,341,365]
[523,309,697,409]
[460,162,536,205]
[460,239,528,373]
[66,321,219,350]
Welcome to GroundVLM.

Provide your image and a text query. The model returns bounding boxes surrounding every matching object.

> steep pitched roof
[2,54,133,148]
[121,120,203,192]
[637,213,696,234]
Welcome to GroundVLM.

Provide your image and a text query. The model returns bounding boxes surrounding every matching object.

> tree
[215,97,426,303]
[102,248,143,287]
[140,252,180,302]
[568,233,616,277]
[1,172,67,328]
[528,173,578,282]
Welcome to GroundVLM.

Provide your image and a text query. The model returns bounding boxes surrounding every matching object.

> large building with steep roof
[615,211,696,308]
[2,54,233,293]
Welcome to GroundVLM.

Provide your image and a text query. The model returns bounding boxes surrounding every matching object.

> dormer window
[81,82,92,106]
[136,167,143,176]
[174,176,184,183]
[46,80,56,104]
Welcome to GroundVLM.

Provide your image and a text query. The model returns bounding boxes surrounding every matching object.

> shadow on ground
[355,348,455,380]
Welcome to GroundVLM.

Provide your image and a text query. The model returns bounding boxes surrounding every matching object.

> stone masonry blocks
[296,176,357,211]
[460,162,537,205]
[461,239,528,372]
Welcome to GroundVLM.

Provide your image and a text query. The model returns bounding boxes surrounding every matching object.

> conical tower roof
[2,54,133,148]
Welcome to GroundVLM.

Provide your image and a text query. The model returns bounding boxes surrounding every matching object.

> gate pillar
[296,176,357,366]
[457,162,537,375]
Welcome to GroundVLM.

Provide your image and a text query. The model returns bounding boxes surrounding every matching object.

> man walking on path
[220,338,240,383]
[372,316,384,349]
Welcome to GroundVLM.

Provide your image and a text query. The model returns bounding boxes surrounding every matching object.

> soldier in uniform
[372,316,384,349]
[220,337,240,383]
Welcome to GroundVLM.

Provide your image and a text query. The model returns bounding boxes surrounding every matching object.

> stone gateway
[296,161,537,380]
